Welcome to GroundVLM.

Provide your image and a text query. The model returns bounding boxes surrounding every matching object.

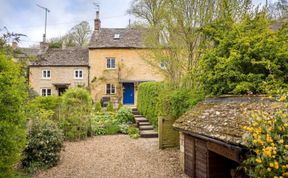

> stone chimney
[39,41,49,53]
[12,41,18,49]
[94,10,101,30]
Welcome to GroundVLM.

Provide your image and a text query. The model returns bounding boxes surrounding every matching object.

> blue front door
[123,83,134,104]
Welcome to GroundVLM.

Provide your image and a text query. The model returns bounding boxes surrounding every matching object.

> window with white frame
[42,69,51,79]
[106,58,116,69]
[106,84,116,95]
[74,69,83,79]
[41,88,51,96]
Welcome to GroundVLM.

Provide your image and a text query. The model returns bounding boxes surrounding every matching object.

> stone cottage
[29,48,89,96]
[88,11,164,105]
[28,10,164,104]
[173,96,284,178]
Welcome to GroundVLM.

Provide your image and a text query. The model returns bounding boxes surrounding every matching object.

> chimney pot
[94,10,101,31]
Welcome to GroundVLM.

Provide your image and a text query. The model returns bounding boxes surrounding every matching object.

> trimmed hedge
[137,82,204,128]
[137,82,166,127]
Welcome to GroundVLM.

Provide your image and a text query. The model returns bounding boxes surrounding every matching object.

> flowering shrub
[242,108,288,177]
[91,113,120,135]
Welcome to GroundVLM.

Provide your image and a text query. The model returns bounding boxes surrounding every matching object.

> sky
[0,0,274,47]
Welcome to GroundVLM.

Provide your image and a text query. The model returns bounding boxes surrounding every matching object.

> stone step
[135,117,148,123]
[139,122,151,126]
[132,111,140,115]
[134,115,143,118]
[139,125,154,130]
[131,108,138,112]
[140,130,158,138]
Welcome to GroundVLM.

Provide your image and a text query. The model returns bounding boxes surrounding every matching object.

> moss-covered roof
[173,96,285,147]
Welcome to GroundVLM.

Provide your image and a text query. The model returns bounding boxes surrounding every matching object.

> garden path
[34,135,187,178]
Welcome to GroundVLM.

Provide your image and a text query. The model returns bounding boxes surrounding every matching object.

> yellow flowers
[242,109,288,177]
[256,158,262,163]
[279,95,287,102]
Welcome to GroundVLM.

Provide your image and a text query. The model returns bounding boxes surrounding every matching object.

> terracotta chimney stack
[94,10,101,30]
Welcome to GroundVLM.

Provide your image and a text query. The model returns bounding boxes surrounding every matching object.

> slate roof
[89,28,146,49]
[14,48,39,58]
[173,96,285,147]
[29,48,89,66]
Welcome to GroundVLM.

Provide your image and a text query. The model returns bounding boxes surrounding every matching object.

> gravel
[34,135,188,178]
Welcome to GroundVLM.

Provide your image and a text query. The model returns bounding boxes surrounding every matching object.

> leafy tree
[268,0,288,20]
[68,21,91,47]
[0,51,28,177]
[200,13,288,95]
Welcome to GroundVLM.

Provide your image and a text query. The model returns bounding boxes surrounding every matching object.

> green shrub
[91,113,120,135]
[27,96,62,122]
[106,101,114,112]
[95,101,102,112]
[137,82,166,127]
[117,103,123,110]
[119,123,130,134]
[61,87,92,140]
[158,88,204,119]
[22,119,64,172]
[128,126,140,139]
[0,53,28,177]
[115,107,134,124]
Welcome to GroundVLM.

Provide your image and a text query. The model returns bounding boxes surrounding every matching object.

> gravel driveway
[34,135,187,178]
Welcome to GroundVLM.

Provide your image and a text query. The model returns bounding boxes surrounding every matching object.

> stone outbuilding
[173,96,284,178]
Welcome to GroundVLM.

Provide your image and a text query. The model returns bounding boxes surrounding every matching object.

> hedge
[137,82,204,128]
[137,82,166,127]
[0,53,28,177]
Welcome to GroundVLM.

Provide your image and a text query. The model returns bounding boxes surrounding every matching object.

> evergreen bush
[95,101,102,112]
[0,53,28,177]
[106,101,114,112]
[22,119,63,172]
[61,87,92,140]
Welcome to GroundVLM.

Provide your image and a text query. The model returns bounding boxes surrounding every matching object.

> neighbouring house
[88,10,164,105]
[173,96,284,178]
[28,10,164,104]
[29,47,89,96]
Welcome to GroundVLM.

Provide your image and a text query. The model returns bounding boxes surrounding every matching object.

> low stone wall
[158,116,179,149]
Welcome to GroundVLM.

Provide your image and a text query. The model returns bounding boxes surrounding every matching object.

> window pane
[111,59,115,68]
[42,89,46,96]
[47,70,50,77]
[75,71,78,78]
[111,85,115,94]
[107,59,111,68]
[106,84,110,94]
[47,89,51,96]
[43,71,46,78]
[79,70,83,78]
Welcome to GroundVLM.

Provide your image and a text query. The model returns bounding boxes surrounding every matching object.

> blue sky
[0,0,274,47]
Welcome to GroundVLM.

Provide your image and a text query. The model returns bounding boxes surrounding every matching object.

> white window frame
[41,88,52,96]
[74,69,83,79]
[106,58,116,69]
[42,69,51,79]
[106,84,116,95]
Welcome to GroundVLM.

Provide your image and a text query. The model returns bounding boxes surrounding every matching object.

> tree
[200,13,288,95]
[129,0,252,88]
[68,21,91,47]
[268,0,288,20]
